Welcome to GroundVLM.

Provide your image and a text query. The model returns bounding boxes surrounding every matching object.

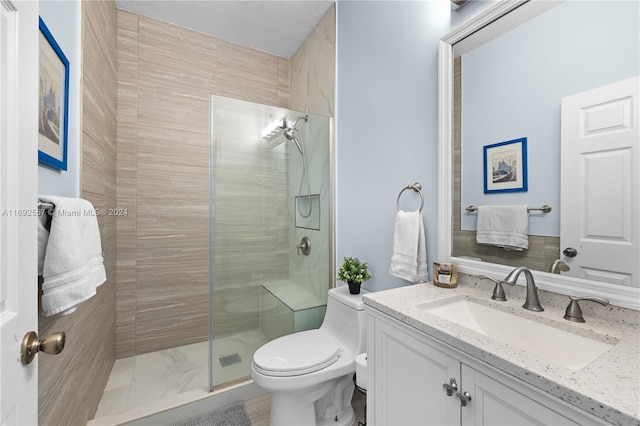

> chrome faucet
[504,266,544,312]
[479,266,544,312]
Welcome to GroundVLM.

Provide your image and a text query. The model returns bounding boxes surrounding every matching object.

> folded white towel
[38,196,106,316]
[390,210,428,283]
[476,205,529,251]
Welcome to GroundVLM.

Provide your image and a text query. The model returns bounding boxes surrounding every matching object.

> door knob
[562,247,578,257]
[21,331,66,365]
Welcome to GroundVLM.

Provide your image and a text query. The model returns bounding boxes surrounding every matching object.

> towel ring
[396,183,424,213]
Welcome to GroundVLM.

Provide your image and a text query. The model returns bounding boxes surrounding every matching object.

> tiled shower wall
[115,10,291,357]
[39,1,118,424]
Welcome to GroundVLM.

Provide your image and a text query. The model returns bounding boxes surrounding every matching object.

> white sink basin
[419,297,613,370]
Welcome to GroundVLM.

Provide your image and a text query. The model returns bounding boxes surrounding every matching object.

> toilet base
[317,405,354,426]
[269,395,355,426]
[267,374,355,426]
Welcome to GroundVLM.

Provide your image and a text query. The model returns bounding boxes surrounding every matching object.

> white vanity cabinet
[367,309,608,426]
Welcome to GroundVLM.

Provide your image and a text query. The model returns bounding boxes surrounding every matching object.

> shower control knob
[297,236,311,256]
[563,247,578,257]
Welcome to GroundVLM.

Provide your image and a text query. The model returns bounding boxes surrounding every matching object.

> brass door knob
[21,331,66,365]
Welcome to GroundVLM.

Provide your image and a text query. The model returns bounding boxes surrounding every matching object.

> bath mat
[171,401,251,426]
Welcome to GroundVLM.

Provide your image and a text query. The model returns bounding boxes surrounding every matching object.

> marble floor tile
[104,357,135,391]
[126,368,207,410]
[94,386,130,419]
[93,330,268,420]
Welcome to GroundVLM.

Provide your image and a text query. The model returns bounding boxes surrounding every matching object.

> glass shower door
[209,96,331,389]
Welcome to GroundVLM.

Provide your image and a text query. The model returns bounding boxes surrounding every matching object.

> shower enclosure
[91,96,331,421]
[209,96,332,389]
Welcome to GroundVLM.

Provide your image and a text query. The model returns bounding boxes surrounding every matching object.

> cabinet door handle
[442,377,458,397]
[456,391,472,407]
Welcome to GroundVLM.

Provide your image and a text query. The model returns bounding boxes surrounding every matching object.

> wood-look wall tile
[104,108,118,161]
[137,90,210,134]
[138,202,208,236]
[215,39,281,104]
[117,14,138,61]
[137,125,209,168]
[277,58,290,108]
[116,323,136,358]
[137,164,208,203]
[115,11,295,356]
[82,76,107,146]
[40,6,117,425]
[136,232,209,270]
[138,15,217,61]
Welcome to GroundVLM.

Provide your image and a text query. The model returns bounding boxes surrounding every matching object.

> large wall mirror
[438,0,639,310]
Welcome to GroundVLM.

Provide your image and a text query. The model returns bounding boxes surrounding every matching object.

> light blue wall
[38,0,81,197]
[336,0,482,292]
[460,1,640,236]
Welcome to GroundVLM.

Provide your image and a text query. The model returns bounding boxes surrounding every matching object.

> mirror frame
[437,0,639,310]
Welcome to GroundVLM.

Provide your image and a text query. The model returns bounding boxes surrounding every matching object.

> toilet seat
[253,330,342,377]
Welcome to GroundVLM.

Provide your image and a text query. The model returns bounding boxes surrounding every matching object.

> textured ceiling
[116,0,334,59]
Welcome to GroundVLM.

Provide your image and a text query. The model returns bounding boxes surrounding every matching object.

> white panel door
[0,0,39,424]
[561,76,639,287]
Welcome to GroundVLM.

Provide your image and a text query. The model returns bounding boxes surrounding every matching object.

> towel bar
[396,183,424,213]
[466,204,551,213]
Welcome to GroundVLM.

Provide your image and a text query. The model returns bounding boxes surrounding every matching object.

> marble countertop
[362,276,640,426]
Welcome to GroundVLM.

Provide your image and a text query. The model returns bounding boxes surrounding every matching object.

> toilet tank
[320,286,367,355]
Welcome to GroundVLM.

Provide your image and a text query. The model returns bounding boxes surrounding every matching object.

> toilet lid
[253,330,342,377]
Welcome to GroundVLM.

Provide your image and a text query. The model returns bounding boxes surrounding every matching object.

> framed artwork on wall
[483,137,528,194]
[38,17,69,170]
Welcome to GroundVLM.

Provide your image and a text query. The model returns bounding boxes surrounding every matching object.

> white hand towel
[38,196,107,316]
[390,210,428,283]
[476,205,529,251]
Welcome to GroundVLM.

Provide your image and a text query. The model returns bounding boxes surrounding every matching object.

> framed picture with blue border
[483,137,528,194]
[38,17,69,170]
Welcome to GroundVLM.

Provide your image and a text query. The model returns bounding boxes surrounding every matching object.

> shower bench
[259,280,327,341]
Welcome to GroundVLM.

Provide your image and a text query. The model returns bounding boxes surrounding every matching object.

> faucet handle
[478,274,510,301]
[478,274,499,284]
[563,296,609,323]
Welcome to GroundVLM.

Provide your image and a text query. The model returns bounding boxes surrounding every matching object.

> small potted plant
[337,257,372,294]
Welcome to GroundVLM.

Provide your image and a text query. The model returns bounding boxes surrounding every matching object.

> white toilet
[251,285,366,426]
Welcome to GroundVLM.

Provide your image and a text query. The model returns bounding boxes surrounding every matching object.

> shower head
[261,114,308,154]
[284,129,304,154]
[282,115,307,154]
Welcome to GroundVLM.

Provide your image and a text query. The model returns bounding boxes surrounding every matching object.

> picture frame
[38,17,69,170]
[483,137,528,194]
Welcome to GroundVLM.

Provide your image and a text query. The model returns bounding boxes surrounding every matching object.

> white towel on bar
[390,210,428,283]
[476,205,529,251]
[38,195,106,316]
